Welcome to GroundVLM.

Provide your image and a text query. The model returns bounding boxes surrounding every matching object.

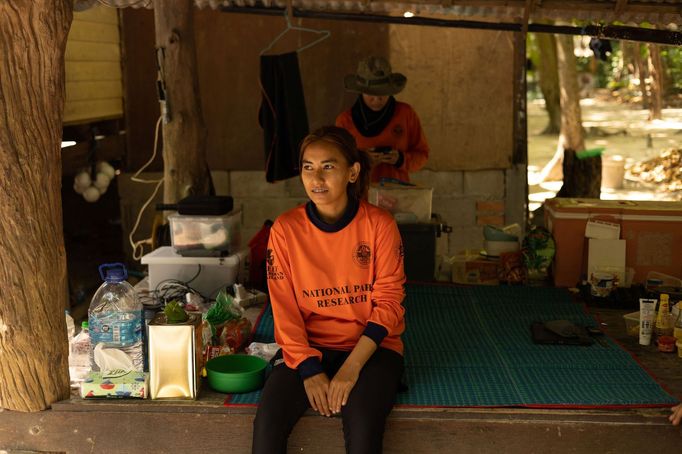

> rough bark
[632,43,650,109]
[535,33,561,135]
[647,43,664,121]
[556,35,585,153]
[0,1,72,411]
[153,0,210,204]
[554,34,600,197]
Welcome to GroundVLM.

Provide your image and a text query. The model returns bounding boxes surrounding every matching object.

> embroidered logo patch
[265,249,284,280]
[353,242,372,268]
[393,125,404,137]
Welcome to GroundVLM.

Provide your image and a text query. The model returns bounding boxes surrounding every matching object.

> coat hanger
[259,5,331,56]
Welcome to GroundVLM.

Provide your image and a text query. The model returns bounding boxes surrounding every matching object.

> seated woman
[252,126,406,454]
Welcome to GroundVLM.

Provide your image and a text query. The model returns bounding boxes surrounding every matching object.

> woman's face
[301,141,360,223]
[362,94,389,112]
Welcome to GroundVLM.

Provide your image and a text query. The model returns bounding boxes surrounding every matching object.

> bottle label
[89,311,142,347]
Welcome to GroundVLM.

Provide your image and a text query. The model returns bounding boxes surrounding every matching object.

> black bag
[531,320,594,346]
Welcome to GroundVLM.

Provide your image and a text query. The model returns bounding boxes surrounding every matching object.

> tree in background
[647,43,664,120]
[555,34,601,198]
[534,33,561,134]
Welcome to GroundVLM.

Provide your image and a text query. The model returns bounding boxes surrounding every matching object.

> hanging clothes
[258,52,309,183]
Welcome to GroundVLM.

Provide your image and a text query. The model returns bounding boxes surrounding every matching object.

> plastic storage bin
[169,210,241,254]
[545,198,682,287]
[368,183,432,223]
[141,246,248,297]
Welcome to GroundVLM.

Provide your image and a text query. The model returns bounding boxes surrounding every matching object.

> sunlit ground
[527,96,682,211]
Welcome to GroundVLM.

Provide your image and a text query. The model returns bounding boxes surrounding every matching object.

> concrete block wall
[119,167,526,266]
[226,166,526,258]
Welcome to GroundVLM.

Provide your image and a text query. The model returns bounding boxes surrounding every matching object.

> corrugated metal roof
[85,0,682,25]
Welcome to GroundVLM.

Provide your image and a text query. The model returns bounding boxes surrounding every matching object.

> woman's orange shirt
[266,200,406,372]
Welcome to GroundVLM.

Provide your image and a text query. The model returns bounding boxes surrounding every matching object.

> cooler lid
[546,198,682,219]
[141,246,247,266]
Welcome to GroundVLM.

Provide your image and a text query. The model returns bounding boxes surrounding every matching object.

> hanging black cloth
[259,52,309,183]
[589,38,613,62]
[350,95,396,138]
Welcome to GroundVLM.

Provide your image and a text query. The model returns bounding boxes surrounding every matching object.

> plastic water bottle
[69,321,92,387]
[88,263,143,372]
[65,310,75,341]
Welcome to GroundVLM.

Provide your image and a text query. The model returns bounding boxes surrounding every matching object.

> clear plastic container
[89,263,143,372]
[169,210,242,253]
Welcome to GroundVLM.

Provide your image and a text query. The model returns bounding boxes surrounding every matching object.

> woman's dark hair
[299,126,371,200]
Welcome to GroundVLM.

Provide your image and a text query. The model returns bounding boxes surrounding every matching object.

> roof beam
[219,5,682,45]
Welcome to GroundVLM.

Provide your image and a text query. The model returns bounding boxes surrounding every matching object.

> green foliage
[164,300,188,324]
[661,47,682,92]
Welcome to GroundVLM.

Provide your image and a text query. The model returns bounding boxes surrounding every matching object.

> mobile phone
[375,146,392,154]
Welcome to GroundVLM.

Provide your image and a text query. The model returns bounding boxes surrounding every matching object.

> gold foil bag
[149,312,203,399]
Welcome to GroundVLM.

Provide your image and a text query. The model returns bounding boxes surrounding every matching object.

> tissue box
[148,312,203,399]
[368,183,432,223]
[80,370,148,399]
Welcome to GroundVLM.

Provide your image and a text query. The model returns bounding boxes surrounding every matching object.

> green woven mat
[227,285,678,408]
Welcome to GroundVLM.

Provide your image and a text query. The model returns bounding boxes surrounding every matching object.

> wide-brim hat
[344,56,407,96]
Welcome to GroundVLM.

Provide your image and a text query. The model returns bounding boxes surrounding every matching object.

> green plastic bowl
[206,354,268,393]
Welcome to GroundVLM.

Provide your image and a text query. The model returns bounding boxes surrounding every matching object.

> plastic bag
[204,290,243,336]
[245,342,280,362]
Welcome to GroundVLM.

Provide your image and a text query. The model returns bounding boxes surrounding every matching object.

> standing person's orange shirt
[336,101,429,183]
[266,199,406,377]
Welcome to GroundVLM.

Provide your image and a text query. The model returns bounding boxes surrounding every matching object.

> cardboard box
[545,198,682,287]
[368,183,432,223]
[80,370,148,399]
[452,250,500,285]
[587,238,626,285]
[148,312,203,399]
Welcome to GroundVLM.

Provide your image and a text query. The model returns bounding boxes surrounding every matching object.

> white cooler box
[141,246,248,297]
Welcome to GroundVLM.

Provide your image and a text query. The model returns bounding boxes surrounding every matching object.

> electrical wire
[129,115,164,261]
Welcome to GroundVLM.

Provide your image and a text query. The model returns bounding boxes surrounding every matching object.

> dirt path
[527,97,682,209]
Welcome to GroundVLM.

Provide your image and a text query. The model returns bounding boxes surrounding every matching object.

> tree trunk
[0,1,72,411]
[555,34,601,197]
[647,43,664,121]
[153,0,210,204]
[535,33,561,135]
[556,35,585,153]
[632,43,650,109]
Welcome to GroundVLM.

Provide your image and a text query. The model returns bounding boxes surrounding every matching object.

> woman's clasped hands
[303,362,361,417]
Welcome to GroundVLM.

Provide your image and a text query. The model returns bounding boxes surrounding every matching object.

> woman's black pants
[252,348,404,454]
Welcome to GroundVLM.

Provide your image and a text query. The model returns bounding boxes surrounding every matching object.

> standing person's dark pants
[252,348,404,454]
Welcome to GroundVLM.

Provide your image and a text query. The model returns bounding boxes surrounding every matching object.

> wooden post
[0,0,72,411]
[153,0,210,204]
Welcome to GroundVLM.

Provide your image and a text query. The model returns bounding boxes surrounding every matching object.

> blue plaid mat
[227,285,678,408]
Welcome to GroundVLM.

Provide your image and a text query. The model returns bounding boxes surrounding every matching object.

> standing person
[252,126,406,454]
[336,56,429,183]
